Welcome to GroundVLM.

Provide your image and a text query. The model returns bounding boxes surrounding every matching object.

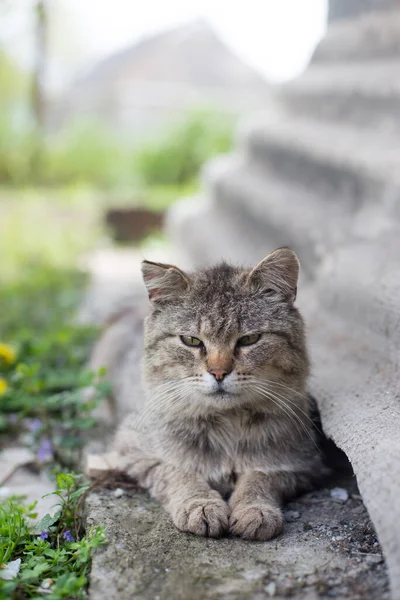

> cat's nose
[208,367,231,382]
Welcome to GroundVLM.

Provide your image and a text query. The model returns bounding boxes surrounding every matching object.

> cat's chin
[204,390,237,399]
[200,389,245,408]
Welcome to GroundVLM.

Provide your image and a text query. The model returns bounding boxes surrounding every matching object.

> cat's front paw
[173,497,229,538]
[229,503,284,541]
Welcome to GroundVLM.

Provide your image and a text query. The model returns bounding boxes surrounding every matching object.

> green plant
[0,265,110,467]
[0,107,234,188]
[44,121,135,188]
[0,473,106,599]
[136,111,234,186]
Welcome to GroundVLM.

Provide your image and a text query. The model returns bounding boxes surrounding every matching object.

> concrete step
[243,110,400,207]
[281,61,400,131]
[168,146,398,277]
[166,194,277,269]
[328,0,399,23]
[204,155,354,278]
[312,8,400,63]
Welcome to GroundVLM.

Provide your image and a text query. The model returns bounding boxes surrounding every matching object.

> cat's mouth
[205,387,238,399]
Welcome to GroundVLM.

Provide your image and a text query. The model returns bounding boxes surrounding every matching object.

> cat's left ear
[141,260,191,304]
[246,247,300,301]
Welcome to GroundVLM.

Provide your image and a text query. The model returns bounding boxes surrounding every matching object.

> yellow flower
[0,377,8,395]
[0,343,16,365]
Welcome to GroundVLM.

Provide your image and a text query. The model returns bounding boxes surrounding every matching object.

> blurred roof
[77,19,268,91]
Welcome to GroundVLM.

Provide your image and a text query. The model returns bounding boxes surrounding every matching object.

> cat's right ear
[141,260,191,304]
[246,247,300,301]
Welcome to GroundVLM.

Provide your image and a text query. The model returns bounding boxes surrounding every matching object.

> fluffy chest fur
[154,405,309,491]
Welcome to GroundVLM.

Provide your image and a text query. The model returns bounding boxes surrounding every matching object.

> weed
[0,473,106,599]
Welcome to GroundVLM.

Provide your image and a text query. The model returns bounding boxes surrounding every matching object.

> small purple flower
[37,439,53,462]
[63,530,74,542]
[26,418,43,432]
[39,531,49,540]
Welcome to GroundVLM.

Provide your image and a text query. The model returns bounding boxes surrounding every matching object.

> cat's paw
[229,503,284,541]
[173,498,229,538]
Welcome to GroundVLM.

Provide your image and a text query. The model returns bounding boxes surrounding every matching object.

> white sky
[3,0,328,87]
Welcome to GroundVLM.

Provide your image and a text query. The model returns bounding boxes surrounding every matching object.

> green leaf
[69,485,90,501]
[20,561,49,581]
[56,474,75,491]
[34,511,60,533]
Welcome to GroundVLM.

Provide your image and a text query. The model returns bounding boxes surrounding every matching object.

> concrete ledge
[87,479,389,600]
[300,233,400,600]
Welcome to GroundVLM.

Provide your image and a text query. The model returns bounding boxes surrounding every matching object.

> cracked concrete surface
[87,474,389,600]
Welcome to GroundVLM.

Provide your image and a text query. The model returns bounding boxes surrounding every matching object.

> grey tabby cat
[99,247,326,540]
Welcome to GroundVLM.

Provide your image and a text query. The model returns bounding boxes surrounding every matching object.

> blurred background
[0,0,327,285]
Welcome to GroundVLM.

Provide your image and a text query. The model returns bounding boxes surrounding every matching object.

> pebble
[330,487,349,503]
[264,582,277,597]
[284,510,301,522]
[113,488,124,498]
[39,578,54,590]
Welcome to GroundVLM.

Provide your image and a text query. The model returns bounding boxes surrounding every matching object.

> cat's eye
[237,334,261,347]
[180,335,203,347]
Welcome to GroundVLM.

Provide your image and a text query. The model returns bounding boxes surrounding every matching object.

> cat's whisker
[249,384,321,452]
[248,378,315,425]
[250,384,309,429]
[261,379,310,401]
[247,384,306,441]
[136,386,187,426]
[249,383,311,434]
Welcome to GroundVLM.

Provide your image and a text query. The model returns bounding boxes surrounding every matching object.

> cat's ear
[141,260,191,304]
[246,247,300,301]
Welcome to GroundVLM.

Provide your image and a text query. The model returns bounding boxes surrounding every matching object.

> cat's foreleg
[229,469,305,541]
[120,451,229,538]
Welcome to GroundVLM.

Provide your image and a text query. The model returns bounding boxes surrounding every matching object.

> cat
[93,247,327,540]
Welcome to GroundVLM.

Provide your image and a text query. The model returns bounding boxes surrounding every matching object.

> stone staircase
[166,2,400,599]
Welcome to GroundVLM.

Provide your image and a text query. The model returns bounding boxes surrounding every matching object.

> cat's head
[141,248,309,414]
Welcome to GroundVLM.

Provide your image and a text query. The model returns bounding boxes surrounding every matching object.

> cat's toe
[229,504,283,541]
[174,498,229,538]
